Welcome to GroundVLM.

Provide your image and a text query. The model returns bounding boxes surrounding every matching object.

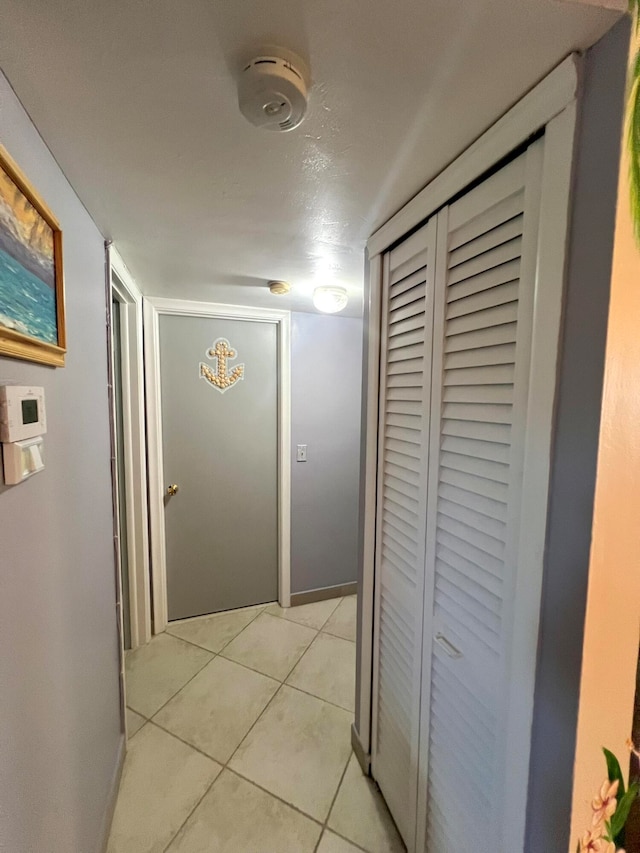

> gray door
[159,314,279,621]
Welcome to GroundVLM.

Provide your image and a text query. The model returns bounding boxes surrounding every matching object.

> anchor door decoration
[200,338,245,393]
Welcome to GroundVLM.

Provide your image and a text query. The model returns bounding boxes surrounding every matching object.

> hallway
[108,596,404,852]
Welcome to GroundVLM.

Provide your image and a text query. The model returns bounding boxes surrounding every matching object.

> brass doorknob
[166,484,179,496]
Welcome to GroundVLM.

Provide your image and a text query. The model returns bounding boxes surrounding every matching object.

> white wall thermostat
[0,385,47,443]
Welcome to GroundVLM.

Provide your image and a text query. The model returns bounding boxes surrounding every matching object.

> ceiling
[0,0,620,317]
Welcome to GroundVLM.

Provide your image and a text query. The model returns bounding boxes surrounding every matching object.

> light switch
[296,444,307,462]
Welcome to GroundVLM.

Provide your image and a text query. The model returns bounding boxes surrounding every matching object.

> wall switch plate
[296,444,307,462]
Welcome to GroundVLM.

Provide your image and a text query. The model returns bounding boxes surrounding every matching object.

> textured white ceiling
[0,0,620,316]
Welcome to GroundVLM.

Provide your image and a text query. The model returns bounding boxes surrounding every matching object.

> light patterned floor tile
[166,770,321,852]
[107,724,221,853]
[221,612,316,680]
[229,685,352,821]
[264,597,340,630]
[328,755,405,853]
[125,633,213,717]
[154,656,279,763]
[317,830,366,853]
[322,596,357,642]
[287,633,355,712]
[126,708,146,739]
[166,605,265,653]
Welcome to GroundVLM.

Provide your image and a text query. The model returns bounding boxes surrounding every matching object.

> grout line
[224,681,286,764]
[285,682,355,715]
[167,603,270,629]
[226,766,326,827]
[267,596,343,632]
[325,750,352,829]
[213,653,286,684]
[325,828,372,853]
[123,607,365,852]
[150,717,372,853]
[316,597,344,632]
[135,651,216,721]
[218,618,321,683]
[165,604,267,655]
[223,624,331,769]
[160,770,221,853]
[149,719,227,765]
[314,828,326,853]
[319,626,356,643]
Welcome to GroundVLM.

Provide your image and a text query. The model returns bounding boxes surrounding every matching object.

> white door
[371,218,437,843]
[373,138,560,852]
[418,141,549,852]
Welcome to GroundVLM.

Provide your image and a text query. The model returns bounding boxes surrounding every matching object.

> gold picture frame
[0,144,66,367]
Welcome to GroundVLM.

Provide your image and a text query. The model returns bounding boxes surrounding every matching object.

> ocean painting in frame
[0,145,65,366]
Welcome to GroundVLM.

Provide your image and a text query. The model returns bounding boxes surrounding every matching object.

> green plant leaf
[628,69,640,248]
[603,747,627,798]
[611,782,640,843]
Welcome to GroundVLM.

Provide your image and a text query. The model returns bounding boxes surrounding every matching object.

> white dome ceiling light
[313,286,348,314]
[238,51,309,132]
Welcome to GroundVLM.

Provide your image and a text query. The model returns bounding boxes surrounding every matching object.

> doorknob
[166,484,179,496]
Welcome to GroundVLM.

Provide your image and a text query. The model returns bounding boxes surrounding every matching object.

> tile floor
[109,595,405,853]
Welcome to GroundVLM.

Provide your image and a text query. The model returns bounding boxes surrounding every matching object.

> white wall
[291,311,363,594]
[0,71,122,853]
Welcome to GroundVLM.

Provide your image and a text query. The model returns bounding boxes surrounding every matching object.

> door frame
[355,54,581,852]
[109,248,152,650]
[144,296,291,633]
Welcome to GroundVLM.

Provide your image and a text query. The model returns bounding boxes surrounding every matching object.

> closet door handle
[434,633,463,659]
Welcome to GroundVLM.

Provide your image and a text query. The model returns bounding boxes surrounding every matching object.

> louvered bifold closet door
[417,143,545,852]
[372,218,437,846]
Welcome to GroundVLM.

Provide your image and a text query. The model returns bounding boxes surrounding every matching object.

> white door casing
[109,248,151,650]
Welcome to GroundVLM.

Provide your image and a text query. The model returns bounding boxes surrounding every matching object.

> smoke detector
[268,280,291,295]
[238,51,309,132]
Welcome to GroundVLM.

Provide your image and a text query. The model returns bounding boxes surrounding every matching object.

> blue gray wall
[525,18,629,851]
[291,311,363,594]
[0,72,122,853]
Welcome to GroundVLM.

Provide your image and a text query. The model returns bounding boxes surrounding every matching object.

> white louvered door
[417,141,547,852]
[371,219,437,845]
[373,137,560,853]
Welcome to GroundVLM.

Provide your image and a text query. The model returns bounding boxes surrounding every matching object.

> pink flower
[580,824,604,852]
[592,779,619,826]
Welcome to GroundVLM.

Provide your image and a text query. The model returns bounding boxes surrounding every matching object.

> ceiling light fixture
[268,280,291,295]
[313,286,348,314]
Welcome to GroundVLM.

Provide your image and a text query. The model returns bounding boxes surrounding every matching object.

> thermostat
[0,385,46,442]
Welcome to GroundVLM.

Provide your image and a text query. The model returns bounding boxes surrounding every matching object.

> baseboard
[97,732,126,853]
[351,722,371,775]
[290,581,357,607]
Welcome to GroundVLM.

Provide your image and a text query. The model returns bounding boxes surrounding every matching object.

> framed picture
[0,145,65,366]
